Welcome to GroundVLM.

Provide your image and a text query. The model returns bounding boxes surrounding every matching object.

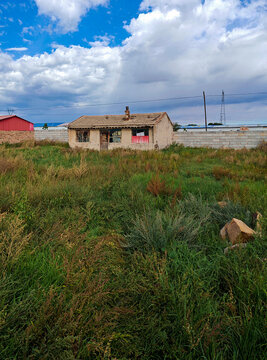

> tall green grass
[0,143,266,359]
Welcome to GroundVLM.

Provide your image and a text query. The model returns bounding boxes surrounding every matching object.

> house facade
[68,107,173,151]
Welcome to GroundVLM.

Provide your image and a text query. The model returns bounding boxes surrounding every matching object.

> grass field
[0,141,266,359]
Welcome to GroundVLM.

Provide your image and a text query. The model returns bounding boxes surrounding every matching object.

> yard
[0,142,266,359]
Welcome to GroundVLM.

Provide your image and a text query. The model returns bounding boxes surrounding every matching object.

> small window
[109,129,121,143]
[132,128,149,144]
[76,130,89,142]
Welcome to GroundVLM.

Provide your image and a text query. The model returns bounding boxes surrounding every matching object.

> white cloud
[0,45,120,107]
[119,0,267,94]
[22,26,34,35]
[87,34,115,47]
[140,0,200,11]
[34,0,109,33]
[6,47,28,51]
[0,0,266,124]
[23,38,32,44]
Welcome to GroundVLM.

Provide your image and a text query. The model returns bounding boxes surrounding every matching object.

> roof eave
[69,124,155,130]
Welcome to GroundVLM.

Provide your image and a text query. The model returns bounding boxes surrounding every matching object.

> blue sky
[1,1,141,56]
[0,0,266,125]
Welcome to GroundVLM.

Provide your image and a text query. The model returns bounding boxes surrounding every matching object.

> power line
[207,91,267,97]
[0,95,203,112]
[0,91,266,113]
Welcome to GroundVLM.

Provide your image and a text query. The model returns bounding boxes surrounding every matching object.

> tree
[42,123,48,130]
[173,123,181,131]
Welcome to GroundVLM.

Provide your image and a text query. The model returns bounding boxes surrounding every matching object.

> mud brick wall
[0,131,34,144]
[173,130,267,149]
[34,128,68,142]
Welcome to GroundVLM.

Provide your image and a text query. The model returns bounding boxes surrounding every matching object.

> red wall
[132,136,149,144]
[0,116,34,131]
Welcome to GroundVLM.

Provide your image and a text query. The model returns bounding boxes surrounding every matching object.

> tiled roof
[68,112,167,129]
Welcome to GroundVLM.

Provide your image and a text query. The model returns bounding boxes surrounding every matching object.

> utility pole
[220,90,226,125]
[203,91,207,132]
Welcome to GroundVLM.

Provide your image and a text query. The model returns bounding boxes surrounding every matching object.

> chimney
[125,106,130,120]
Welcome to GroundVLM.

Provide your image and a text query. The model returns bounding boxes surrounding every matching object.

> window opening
[76,130,89,142]
[109,129,122,143]
[132,128,149,143]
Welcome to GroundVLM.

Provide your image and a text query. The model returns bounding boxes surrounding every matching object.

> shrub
[125,196,208,253]
[0,157,20,174]
[213,166,232,180]
[256,140,267,152]
[147,175,172,197]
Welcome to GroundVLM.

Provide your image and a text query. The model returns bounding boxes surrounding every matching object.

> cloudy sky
[0,0,266,125]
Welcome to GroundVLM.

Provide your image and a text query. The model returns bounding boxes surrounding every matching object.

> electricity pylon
[220,90,226,125]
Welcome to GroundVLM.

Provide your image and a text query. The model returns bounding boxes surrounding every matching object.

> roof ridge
[79,112,164,118]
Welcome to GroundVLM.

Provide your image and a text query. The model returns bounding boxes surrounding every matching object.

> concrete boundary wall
[34,128,68,142]
[173,130,267,149]
[33,128,267,149]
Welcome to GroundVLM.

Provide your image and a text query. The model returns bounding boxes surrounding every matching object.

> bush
[256,140,267,152]
[213,166,232,180]
[126,195,212,252]
[147,175,172,197]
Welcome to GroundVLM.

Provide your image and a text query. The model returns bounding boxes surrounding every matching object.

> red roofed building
[0,115,34,144]
[0,115,34,131]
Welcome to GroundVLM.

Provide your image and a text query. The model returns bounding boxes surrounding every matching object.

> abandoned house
[68,107,173,150]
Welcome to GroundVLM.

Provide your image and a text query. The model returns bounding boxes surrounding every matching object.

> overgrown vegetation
[0,142,266,359]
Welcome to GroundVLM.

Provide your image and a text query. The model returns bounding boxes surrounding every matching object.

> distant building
[0,115,34,144]
[57,122,70,128]
[68,107,173,150]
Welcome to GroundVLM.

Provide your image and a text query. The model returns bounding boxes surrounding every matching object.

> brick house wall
[0,131,34,144]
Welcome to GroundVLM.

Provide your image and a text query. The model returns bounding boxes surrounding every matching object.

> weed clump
[213,166,232,180]
[147,175,172,196]
[0,157,21,174]
[0,213,30,270]
[256,140,267,152]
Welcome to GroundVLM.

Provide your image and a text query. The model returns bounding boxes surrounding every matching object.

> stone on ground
[220,223,229,240]
[220,218,255,245]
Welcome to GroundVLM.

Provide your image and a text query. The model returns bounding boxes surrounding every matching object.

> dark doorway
[100,130,109,150]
